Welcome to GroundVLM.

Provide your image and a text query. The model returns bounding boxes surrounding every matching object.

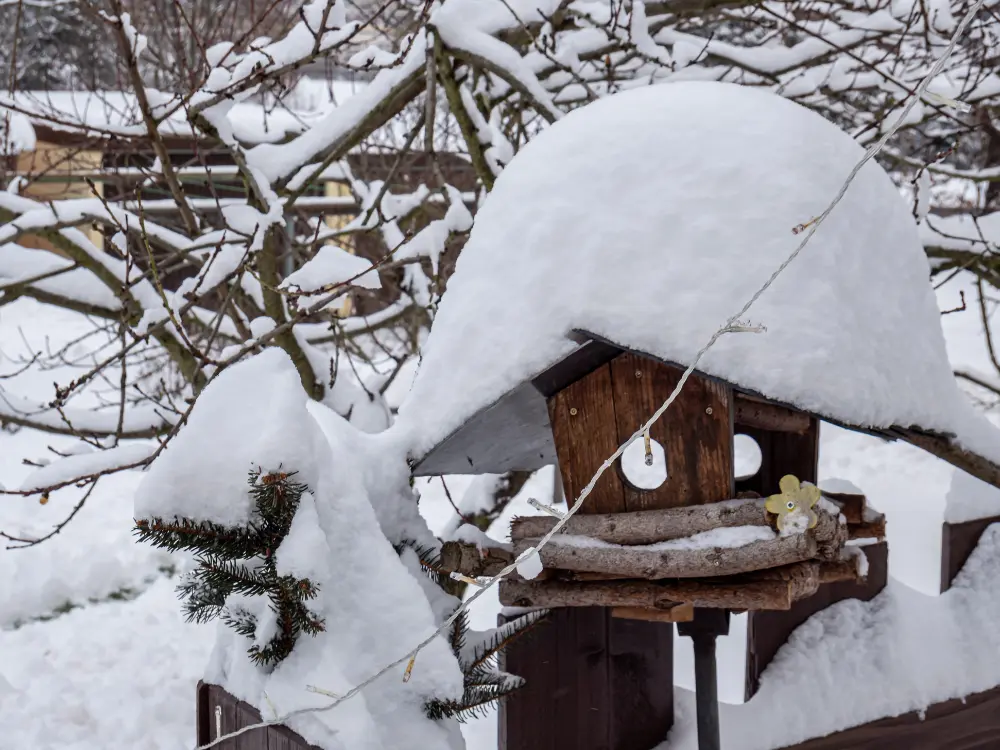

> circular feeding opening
[734,433,763,480]
[620,437,668,490]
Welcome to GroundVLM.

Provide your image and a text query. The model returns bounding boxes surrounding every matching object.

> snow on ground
[0,579,215,750]
[0,301,175,628]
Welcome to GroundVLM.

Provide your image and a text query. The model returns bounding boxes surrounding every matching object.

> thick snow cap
[397,81,1000,468]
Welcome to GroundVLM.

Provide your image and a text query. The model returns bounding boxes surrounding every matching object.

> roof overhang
[411,333,1000,492]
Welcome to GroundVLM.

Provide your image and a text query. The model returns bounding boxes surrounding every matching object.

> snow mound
[396,82,1000,464]
[134,350,463,750]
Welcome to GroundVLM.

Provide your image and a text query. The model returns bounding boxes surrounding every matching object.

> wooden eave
[411,332,1000,490]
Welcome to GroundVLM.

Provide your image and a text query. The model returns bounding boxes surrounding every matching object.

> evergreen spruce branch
[221,606,259,640]
[177,574,229,623]
[196,558,272,599]
[463,610,548,672]
[397,538,450,588]
[134,516,267,559]
[424,677,525,723]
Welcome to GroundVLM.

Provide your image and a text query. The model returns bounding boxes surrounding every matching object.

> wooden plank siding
[775,683,1000,750]
[941,515,1000,592]
[196,682,321,750]
[498,608,674,750]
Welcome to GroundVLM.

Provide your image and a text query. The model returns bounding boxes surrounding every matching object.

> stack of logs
[440,489,885,622]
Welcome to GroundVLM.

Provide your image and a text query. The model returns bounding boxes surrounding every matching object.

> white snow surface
[819,477,864,495]
[134,350,463,749]
[945,468,1000,524]
[396,82,1000,466]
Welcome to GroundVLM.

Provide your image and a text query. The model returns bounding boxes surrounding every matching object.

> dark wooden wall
[499,608,674,750]
[775,683,1000,750]
[197,682,320,749]
[941,515,1000,592]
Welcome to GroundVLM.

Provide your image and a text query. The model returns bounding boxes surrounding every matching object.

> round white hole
[734,433,763,480]
[621,437,668,490]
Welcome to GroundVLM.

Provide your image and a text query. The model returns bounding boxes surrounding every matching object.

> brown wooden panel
[941,515,1000,592]
[197,682,211,746]
[499,608,672,750]
[220,684,240,750]
[777,683,1000,750]
[609,353,733,511]
[548,362,628,514]
[745,543,887,701]
[608,615,674,749]
[196,683,320,749]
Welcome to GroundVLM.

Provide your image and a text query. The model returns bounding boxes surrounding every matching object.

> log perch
[499,558,859,612]
[818,559,867,584]
[439,541,512,578]
[511,499,770,545]
[500,576,801,611]
[822,491,866,525]
[848,512,886,541]
[513,531,819,579]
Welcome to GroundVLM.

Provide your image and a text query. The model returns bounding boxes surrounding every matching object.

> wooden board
[548,362,628,514]
[744,542,888,701]
[498,608,673,750]
[776,682,1000,750]
[609,353,733,511]
[196,682,322,750]
[941,515,1000,592]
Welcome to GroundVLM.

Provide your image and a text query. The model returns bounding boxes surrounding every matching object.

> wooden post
[500,355,733,750]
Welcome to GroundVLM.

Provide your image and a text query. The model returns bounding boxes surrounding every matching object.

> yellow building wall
[324,180,355,318]
[14,141,104,254]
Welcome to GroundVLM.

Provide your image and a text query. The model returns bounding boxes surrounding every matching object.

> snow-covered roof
[396,81,1000,472]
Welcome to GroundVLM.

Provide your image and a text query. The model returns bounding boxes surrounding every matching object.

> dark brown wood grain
[745,542,888,701]
[848,513,886,541]
[822,491,866,525]
[776,683,1000,750]
[498,608,673,750]
[941,515,1000,592]
[196,682,322,750]
[547,362,628,514]
[733,393,812,433]
[609,353,733,511]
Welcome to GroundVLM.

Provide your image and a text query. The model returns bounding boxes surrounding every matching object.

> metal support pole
[678,609,730,750]
[692,631,720,750]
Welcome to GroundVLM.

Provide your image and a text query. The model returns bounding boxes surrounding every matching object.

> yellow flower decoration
[765,475,820,532]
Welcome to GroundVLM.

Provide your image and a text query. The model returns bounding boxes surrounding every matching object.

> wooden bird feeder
[416,336,899,750]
